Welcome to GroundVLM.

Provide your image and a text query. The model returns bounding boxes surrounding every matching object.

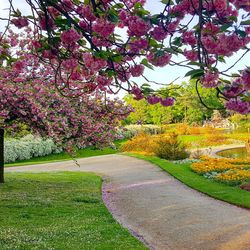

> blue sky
[0,0,249,94]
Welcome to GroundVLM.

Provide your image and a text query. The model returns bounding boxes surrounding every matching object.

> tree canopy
[0,0,249,115]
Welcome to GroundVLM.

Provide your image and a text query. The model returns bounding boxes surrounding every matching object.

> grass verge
[6,140,127,167]
[126,153,250,209]
[0,172,147,250]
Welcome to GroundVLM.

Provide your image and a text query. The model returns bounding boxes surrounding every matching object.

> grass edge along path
[0,172,147,250]
[6,147,117,167]
[6,139,128,167]
[125,153,250,209]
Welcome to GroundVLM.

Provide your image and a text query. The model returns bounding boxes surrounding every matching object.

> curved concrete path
[6,155,250,250]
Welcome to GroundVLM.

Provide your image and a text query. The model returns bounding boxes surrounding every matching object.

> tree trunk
[0,128,4,183]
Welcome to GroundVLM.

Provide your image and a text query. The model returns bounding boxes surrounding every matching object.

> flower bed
[191,156,250,186]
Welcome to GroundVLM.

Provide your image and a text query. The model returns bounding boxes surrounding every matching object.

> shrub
[199,132,229,147]
[188,127,201,135]
[154,134,190,160]
[4,135,62,163]
[175,124,190,135]
[119,125,163,139]
[121,133,157,155]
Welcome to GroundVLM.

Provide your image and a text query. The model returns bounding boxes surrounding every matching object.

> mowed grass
[6,140,127,167]
[179,134,204,144]
[127,154,250,209]
[0,172,147,250]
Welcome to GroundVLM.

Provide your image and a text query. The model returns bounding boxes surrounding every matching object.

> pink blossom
[182,31,196,46]
[61,0,74,10]
[39,16,54,30]
[147,95,161,105]
[47,6,60,17]
[184,50,198,61]
[93,19,115,38]
[128,16,150,37]
[202,23,220,36]
[62,59,78,70]
[76,5,96,21]
[147,52,171,67]
[31,41,41,49]
[131,86,144,100]
[61,29,81,45]
[130,64,144,77]
[11,17,29,29]
[201,71,220,88]
[13,60,26,71]
[223,81,243,98]
[119,10,128,21]
[241,70,250,90]
[150,26,168,41]
[160,97,175,107]
[225,99,250,114]
[96,75,112,86]
[129,39,148,53]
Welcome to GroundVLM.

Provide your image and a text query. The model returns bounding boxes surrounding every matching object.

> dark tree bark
[0,128,4,183]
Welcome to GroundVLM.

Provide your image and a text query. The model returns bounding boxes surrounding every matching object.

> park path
[6,154,250,250]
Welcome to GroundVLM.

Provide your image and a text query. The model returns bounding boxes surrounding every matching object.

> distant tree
[123,95,150,124]
[124,81,225,125]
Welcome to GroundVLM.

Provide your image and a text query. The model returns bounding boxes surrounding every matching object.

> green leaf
[172,37,182,46]
[149,38,160,47]
[141,59,154,70]
[240,20,250,26]
[107,9,119,23]
[219,78,231,84]
[237,30,247,38]
[112,55,123,63]
[218,56,226,63]
[231,73,240,77]
[228,16,238,22]
[220,24,231,32]
[185,69,204,78]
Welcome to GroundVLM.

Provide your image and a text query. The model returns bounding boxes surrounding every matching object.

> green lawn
[0,172,147,250]
[127,154,250,209]
[179,134,205,146]
[6,140,127,167]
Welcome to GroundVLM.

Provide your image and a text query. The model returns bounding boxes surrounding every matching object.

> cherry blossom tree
[1,0,249,114]
[0,31,130,183]
[0,73,129,182]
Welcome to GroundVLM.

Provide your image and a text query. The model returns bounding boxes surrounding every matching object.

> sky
[0,0,249,95]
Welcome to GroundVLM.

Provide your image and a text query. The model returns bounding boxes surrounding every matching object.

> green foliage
[123,95,150,124]
[154,134,190,160]
[5,121,30,138]
[4,135,62,163]
[124,81,224,125]
[0,172,146,249]
[119,125,163,139]
[229,114,250,133]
